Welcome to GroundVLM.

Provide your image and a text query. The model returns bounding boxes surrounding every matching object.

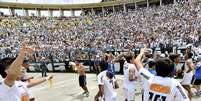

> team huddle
[0,43,201,101]
[71,47,200,101]
[91,48,193,101]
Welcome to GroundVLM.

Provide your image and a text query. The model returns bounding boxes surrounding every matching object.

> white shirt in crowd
[123,62,138,100]
[0,80,29,101]
[139,68,190,101]
[97,70,117,101]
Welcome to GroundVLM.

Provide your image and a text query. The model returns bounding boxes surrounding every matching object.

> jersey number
[148,92,167,101]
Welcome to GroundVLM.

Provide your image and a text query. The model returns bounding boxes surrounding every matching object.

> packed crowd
[1,37,199,101]
[0,3,201,61]
[1,2,201,101]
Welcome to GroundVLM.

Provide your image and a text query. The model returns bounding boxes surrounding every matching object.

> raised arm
[112,53,125,63]
[174,83,190,101]
[27,75,53,88]
[5,45,33,87]
[69,62,77,71]
[134,48,146,70]
[133,48,154,81]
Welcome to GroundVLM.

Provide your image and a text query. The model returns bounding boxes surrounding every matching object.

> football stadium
[0,0,201,101]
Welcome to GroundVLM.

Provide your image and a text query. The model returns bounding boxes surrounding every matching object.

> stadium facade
[0,0,174,17]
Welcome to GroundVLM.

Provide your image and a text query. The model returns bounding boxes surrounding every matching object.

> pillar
[10,8,15,16]
[81,8,85,16]
[160,0,162,6]
[113,5,116,13]
[91,8,95,15]
[102,6,105,15]
[71,10,75,16]
[123,4,127,12]
[24,9,29,16]
[135,2,137,10]
[60,9,64,16]
[48,9,53,17]
[36,9,41,16]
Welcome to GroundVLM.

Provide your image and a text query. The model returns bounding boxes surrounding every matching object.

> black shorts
[79,75,87,87]
[191,75,201,85]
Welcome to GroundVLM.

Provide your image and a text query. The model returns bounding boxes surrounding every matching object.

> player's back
[97,70,117,101]
[143,75,189,101]
[123,62,136,89]
[139,68,189,101]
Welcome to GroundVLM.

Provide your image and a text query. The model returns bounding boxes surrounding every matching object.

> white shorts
[123,88,135,101]
[181,72,193,85]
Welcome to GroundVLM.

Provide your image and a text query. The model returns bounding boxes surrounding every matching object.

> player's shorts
[191,75,201,85]
[79,75,87,87]
[181,72,193,85]
[123,88,135,101]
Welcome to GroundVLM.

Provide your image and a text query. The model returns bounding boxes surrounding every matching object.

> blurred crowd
[0,3,201,61]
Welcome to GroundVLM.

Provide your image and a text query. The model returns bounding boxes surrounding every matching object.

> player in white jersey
[0,43,33,101]
[134,48,190,101]
[0,43,53,101]
[0,80,29,101]
[123,54,138,101]
[181,51,195,99]
[94,61,119,101]
[18,66,53,101]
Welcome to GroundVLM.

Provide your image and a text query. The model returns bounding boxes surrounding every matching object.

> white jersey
[97,70,117,101]
[0,80,29,101]
[17,81,34,99]
[139,68,189,101]
[123,62,138,91]
[181,59,193,85]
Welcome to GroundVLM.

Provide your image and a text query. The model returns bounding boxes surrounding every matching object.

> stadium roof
[0,0,144,10]
[0,0,159,16]
[0,0,102,4]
